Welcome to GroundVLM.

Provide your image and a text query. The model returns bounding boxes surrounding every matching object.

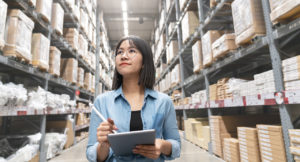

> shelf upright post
[174,0,188,139]
[197,0,213,155]
[261,0,294,161]
[95,0,102,97]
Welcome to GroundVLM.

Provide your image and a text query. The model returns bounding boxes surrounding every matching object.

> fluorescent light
[124,29,129,36]
[123,21,128,29]
[122,12,128,21]
[121,0,127,11]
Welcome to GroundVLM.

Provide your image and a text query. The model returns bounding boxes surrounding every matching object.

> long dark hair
[112,35,155,90]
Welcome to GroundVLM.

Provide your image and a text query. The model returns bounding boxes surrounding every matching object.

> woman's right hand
[97,118,118,146]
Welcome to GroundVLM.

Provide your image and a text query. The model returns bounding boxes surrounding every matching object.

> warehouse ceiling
[99,0,160,49]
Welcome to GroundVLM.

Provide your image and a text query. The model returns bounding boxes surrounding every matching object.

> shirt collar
[114,85,158,100]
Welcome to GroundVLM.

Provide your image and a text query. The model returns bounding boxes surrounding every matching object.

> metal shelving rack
[155,0,300,161]
[0,0,110,161]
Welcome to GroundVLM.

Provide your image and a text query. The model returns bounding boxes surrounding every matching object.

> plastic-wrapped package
[49,46,61,77]
[269,0,300,24]
[60,58,78,84]
[45,133,67,159]
[192,40,202,73]
[202,30,223,67]
[226,78,248,98]
[63,28,79,51]
[232,0,266,45]
[31,33,50,71]
[4,9,34,62]
[171,64,181,87]
[28,133,41,145]
[51,3,64,35]
[181,11,199,43]
[212,33,237,59]
[80,8,88,35]
[84,72,92,91]
[91,74,95,92]
[78,34,88,58]
[90,52,96,70]
[77,67,84,88]
[73,3,80,22]
[27,87,47,109]
[159,10,165,32]
[36,0,53,23]
[0,82,27,106]
[0,0,7,50]
[167,40,178,64]
[88,21,93,43]
[6,144,39,162]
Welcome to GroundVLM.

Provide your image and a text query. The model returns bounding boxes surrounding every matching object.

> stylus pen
[91,105,117,134]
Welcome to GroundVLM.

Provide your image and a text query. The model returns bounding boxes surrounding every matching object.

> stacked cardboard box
[61,58,78,84]
[167,40,178,64]
[80,8,89,35]
[36,0,53,23]
[254,70,275,94]
[184,118,209,143]
[289,129,300,162]
[64,28,79,51]
[223,138,240,162]
[269,0,300,24]
[191,120,210,149]
[191,89,207,104]
[0,0,7,50]
[257,125,287,162]
[282,55,300,90]
[49,46,61,77]
[4,9,34,62]
[51,3,64,35]
[192,41,203,73]
[202,30,223,67]
[76,113,89,126]
[31,33,50,71]
[212,33,237,60]
[237,127,261,162]
[181,11,199,43]
[239,81,257,96]
[77,67,84,88]
[84,72,92,91]
[171,64,181,88]
[216,78,232,100]
[232,0,266,45]
[209,84,218,101]
[78,34,88,58]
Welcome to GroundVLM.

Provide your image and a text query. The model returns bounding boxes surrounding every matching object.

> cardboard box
[232,0,266,45]
[181,11,199,43]
[61,58,78,84]
[78,34,88,58]
[192,40,203,73]
[212,33,237,59]
[77,67,84,88]
[202,30,223,67]
[171,64,181,87]
[257,125,282,132]
[283,69,300,82]
[80,8,88,34]
[49,46,61,76]
[0,0,7,50]
[167,40,178,64]
[31,33,50,71]
[84,72,92,91]
[63,28,79,51]
[51,3,64,35]
[4,9,34,62]
[36,0,53,23]
[209,84,218,101]
[282,55,300,72]
[269,0,300,24]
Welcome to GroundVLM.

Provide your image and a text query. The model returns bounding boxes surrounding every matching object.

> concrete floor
[49,135,224,162]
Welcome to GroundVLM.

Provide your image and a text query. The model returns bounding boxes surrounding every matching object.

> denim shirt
[86,86,181,162]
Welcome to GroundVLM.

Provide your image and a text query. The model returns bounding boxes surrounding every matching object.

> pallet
[32,61,49,72]
[3,50,32,64]
[213,49,236,62]
[49,72,60,78]
[237,34,265,47]
[52,28,63,36]
[271,2,300,25]
[193,67,203,74]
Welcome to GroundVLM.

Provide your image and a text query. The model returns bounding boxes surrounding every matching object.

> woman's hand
[133,139,171,159]
[97,118,118,147]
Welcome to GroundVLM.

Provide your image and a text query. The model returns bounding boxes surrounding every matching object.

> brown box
[36,0,53,23]
[192,40,203,73]
[290,147,300,156]
[4,9,34,62]
[202,30,223,67]
[209,84,218,101]
[49,46,61,76]
[269,0,300,24]
[167,40,178,64]
[84,72,92,91]
[181,11,199,43]
[77,67,84,88]
[63,28,79,51]
[31,33,50,71]
[212,33,237,59]
[171,64,181,87]
[51,3,64,35]
[0,0,7,50]
[232,0,266,45]
[257,125,282,132]
[60,58,78,84]
[78,34,88,58]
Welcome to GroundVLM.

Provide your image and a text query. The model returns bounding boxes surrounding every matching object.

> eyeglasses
[115,48,139,59]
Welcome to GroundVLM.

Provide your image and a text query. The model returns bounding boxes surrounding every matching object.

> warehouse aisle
[48,135,224,162]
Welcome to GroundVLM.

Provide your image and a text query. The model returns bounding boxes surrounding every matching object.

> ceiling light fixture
[122,0,129,36]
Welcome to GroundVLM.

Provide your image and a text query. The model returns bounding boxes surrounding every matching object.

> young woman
[86,36,181,162]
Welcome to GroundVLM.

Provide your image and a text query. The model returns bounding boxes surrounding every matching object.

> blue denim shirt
[86,86,181,162]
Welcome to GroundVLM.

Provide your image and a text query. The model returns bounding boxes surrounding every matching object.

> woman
[86,36,181,162]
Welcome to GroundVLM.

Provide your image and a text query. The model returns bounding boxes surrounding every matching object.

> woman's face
[115,40,143,77]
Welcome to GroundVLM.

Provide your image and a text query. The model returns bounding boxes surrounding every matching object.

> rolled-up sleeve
[161,97,181,160]
[86,96,113,162]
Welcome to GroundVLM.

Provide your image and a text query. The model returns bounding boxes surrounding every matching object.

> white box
[51,3,64,35]
[0,0,7,50]
[36,0,53,23]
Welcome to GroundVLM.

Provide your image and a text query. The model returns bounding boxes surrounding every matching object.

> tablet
[107,129,156,156]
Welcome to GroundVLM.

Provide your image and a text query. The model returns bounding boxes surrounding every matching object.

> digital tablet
[107,129,156,156]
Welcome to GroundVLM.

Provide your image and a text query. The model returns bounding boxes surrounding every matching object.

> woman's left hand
[133,139,164,159]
